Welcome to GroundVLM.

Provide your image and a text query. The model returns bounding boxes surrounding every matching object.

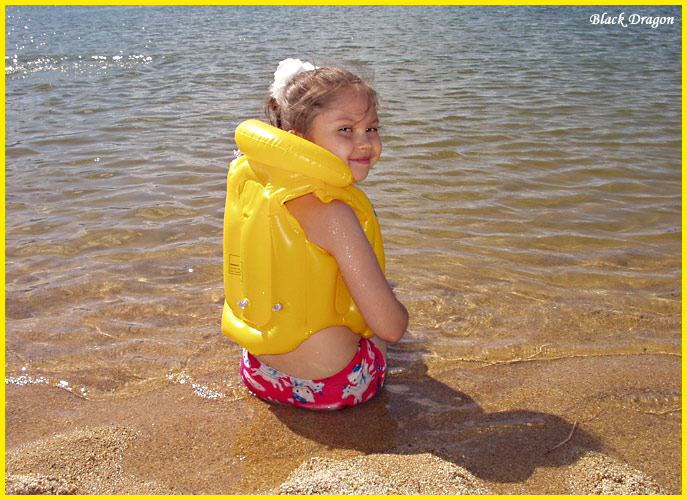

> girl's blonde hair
[264,66,378,136]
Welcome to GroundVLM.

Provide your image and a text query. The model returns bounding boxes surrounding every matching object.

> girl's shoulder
[286,194,361,252]
[287,193,353,220]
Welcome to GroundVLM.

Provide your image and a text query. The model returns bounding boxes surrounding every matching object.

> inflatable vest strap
[222,120,385,355]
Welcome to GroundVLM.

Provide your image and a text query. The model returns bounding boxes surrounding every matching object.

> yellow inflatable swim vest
[222,119,385,355]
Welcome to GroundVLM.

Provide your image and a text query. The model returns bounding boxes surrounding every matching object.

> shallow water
[5,6,681,400]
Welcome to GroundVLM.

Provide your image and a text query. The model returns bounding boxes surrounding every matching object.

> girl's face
[300,89,382,183]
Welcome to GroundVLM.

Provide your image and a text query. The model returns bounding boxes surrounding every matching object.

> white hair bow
[269,58,317,104]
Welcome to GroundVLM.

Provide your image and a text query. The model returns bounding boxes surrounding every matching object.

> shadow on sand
[266,358,602,485]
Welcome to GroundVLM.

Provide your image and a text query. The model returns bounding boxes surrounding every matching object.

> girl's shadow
[268,359,601,484]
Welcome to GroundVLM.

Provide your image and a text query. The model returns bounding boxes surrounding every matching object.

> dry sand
[5,427,168,495]
[4,352,681,495]
[275,453,491,495]
[274,449,663,495]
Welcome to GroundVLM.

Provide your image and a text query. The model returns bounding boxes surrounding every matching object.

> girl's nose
[356,133,372,150]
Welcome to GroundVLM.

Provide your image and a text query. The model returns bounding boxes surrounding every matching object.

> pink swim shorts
[240,338,386,411]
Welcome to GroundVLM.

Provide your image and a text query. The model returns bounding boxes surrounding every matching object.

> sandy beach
[5,349,680,495]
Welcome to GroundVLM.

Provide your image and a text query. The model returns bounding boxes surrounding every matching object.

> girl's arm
[286,194,408,343]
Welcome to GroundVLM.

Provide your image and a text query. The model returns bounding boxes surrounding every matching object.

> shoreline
[5,351,680,494]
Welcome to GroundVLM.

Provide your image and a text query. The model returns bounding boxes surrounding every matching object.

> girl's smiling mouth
[350,157,371,164]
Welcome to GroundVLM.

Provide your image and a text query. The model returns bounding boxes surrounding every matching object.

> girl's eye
[367,127,379,133]
[339,127,352,132]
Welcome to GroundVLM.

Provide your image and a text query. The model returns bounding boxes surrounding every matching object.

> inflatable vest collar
[222,120,385,355]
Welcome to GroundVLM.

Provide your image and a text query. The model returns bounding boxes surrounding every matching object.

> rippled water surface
[5,6,681,398]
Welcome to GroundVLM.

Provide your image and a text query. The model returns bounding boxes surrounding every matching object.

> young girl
[222,58,408,410]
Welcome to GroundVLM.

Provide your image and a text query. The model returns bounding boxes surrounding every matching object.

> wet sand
[5,350,680,494]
